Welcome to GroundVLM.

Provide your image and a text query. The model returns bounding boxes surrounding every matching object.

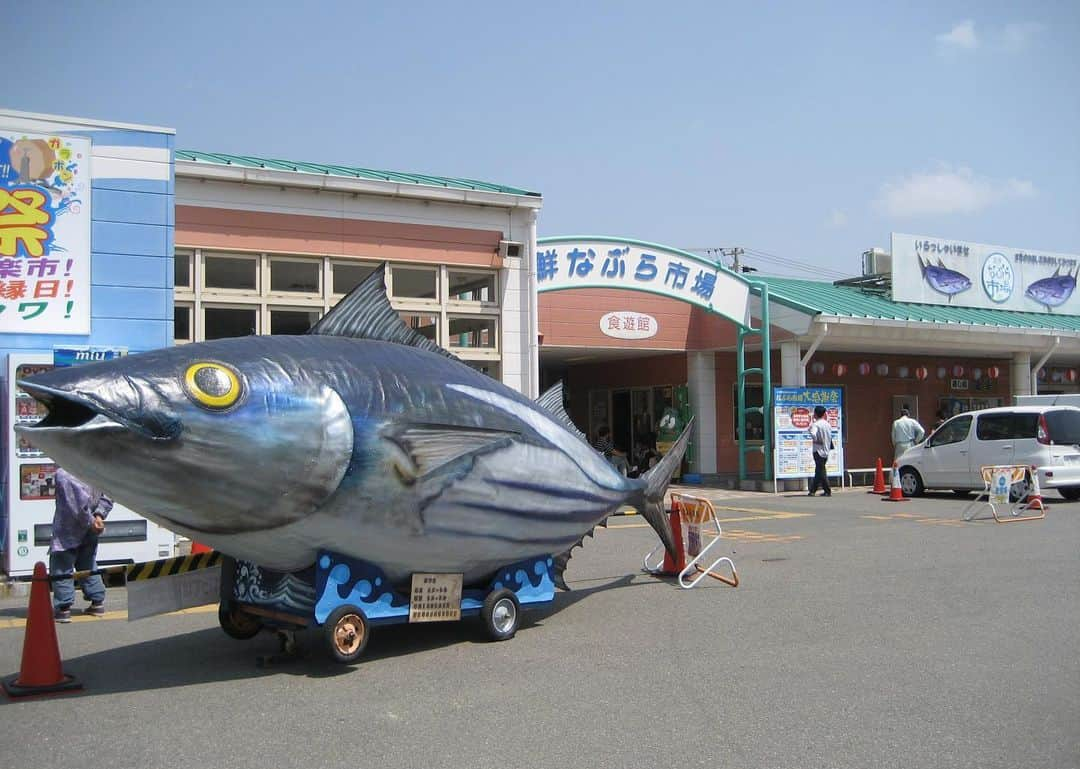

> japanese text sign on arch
[773,387,845,480]
[535,238,751,328]
[0,129,91,335]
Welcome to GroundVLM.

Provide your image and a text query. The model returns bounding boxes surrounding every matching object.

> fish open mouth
[14,381,175,439]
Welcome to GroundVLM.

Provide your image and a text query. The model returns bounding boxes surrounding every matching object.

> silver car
[896,405,1080,499]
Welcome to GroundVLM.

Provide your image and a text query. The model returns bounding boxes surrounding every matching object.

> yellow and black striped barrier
[58,550,222,583]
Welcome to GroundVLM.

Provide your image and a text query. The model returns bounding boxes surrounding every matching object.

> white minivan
[896,405,1080,499]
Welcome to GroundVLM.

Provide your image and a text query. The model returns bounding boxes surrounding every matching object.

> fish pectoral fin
[385,424,519,479]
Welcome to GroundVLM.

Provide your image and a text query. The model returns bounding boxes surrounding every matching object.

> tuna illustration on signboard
[1024,264,1077,311]
[14,265,689,594]
[918,255,972,300]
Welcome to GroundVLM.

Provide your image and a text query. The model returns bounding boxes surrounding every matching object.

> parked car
[896,405,1080,500]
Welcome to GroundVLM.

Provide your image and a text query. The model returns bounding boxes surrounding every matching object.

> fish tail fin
[633,417,695,559]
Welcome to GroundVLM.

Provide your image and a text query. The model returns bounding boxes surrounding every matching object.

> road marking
[0,602,217,631]
[861,514,968,527]
[606,522,801,543]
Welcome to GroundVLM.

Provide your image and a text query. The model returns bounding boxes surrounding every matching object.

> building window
[175,250,192,289]
[391,265,438,301]
[204,253,258,292]
[204,305,258,339]
[447,315,497,349]
[269,307,321,335]
[332,261,377,296]
[270,258,321,294]
[398,312,439,342]
[732,384,764,441]
[174,303,193,344]
[448,269,497,304]
[175,251,502,379]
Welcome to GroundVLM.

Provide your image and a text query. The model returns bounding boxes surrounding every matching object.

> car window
[1044,409,1080,444]
[975,413,1038,441]
[929,415,972,447]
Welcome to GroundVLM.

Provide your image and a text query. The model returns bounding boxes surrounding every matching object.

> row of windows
[174,250,501,375]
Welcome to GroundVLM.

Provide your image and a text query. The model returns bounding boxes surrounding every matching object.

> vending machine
[2,352,176,577]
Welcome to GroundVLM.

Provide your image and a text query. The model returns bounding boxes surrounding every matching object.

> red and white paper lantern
[858,362,871,376]
[1067,369,1079,384]
[832,363,847,377]
[951,364,965,378]
[915,366,929,380]
[875,363,889,376]
[986,365,1000,379]
[1038,368,1048,381]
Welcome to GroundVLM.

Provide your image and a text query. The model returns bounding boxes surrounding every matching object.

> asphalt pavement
[0,486,1077,769]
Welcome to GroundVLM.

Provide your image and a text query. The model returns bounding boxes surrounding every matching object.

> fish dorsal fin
[937,258,946,268]
[384,423,518,482]
[535,381,587,442]
[307,263,457,360]
[1053,264,1061,276]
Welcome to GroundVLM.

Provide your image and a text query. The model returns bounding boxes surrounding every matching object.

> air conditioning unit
[499,240,523,259]
[862,248,891,276]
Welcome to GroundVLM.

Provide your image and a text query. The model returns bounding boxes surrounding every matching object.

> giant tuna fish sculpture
[14,265,687,589]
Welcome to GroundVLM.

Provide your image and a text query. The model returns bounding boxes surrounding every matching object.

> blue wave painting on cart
[919,255,972,300]
[1025,265,1077,311]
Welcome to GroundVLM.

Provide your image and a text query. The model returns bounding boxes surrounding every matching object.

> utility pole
[717,247,750,273]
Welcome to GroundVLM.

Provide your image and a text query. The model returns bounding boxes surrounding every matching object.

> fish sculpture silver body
[14,267,684,587]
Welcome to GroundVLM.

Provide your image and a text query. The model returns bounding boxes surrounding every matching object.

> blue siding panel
[84,317,171,351]
[93,188,170,226]
[68,129,173,148]
[93,178,170,195]
[91,220,169,258]
[92,286,171,321]
[92,253,169,289]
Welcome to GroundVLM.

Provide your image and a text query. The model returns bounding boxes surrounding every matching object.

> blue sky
[6,1,1077,279]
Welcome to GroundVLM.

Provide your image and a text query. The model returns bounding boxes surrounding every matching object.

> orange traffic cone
[659,498,687,575]
[190,541,212,554]
[869,457,887,495]
[1026,470,1047,511]
[882,462,910,503]
[2,562,82,698]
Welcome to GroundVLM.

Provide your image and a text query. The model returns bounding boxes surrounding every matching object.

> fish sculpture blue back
[15,266,688,589]
[1025,264,1077,310]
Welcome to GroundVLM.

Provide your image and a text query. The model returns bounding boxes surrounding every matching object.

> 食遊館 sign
[0,129,91,334]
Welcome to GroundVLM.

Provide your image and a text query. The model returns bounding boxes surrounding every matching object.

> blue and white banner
[774,387,844,480]
[892,233,1080,314]
[536,237,751,328]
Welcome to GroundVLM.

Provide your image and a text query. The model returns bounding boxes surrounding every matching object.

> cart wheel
[218,603,262,640]
[324,606,369,664]
[482,589,520,641]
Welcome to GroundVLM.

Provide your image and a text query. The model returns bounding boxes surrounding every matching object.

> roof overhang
[175,161,543,211]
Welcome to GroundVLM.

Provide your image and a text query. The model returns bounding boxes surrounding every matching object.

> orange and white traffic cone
[659,497,687,576]
[869,457,887,495]
[2,562,82,698]
[1026,469,1047,511]
[882,462,909,503]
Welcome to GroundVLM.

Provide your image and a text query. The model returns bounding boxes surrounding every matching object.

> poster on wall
[773,387,844,480]
[891,233,1080,315]
[0,129,92,334]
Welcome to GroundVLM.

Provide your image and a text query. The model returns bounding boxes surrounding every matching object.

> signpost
[773,387,844,489]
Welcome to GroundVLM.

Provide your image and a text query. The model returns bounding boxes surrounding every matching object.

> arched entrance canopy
[536,236,774,481]
[536,236,753,331]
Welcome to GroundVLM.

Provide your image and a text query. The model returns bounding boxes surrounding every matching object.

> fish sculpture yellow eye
[183,362,242,409]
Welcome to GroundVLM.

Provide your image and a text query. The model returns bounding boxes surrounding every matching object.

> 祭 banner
[0,129,92,334]
[535,237,751,329]
[774,386,844,480]
[891,233,1080,315]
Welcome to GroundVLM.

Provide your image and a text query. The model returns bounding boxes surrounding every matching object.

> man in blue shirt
[49,467,113,623]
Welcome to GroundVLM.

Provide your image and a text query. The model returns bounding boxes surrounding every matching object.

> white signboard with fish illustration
[891,233,1080,314]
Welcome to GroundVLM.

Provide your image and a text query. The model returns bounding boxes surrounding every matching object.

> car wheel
[899,467,924,497]
[324,606,370,664]
[1058,486,1080,501]
[218,602,262,640]
[482,589,520,641]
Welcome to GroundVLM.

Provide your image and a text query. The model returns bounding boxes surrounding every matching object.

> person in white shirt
[807,405,833,497]
[891,407,926,460]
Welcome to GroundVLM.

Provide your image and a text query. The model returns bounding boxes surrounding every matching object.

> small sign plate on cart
[409,573,463,623]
